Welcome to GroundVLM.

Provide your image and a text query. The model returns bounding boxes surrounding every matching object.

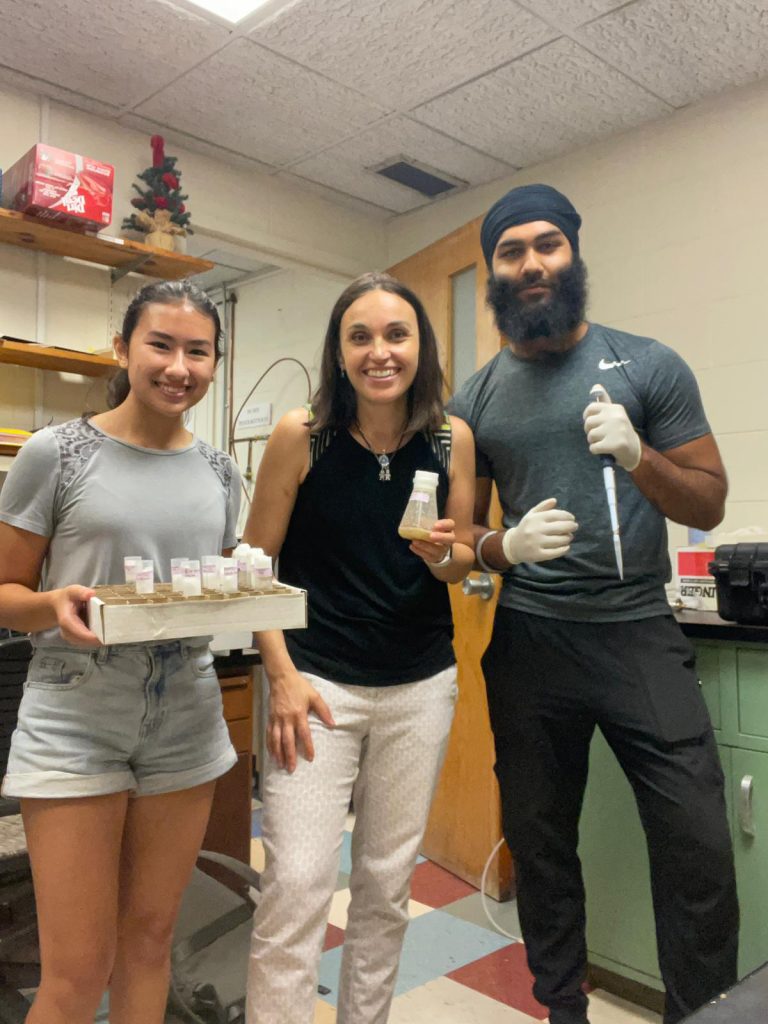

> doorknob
[462,573,495,600]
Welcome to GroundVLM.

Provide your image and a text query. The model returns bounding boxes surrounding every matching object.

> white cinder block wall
[387,77,768,551]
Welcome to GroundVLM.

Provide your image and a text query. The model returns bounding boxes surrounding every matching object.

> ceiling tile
[578,0,768,106]
[287,116,515,213]
[0,0,230,109]
[250,0,559,109]
[136,38,389,166]
[516,0,630,30]
[118,112,278,174]
[412,37,671,166]
[276,172,396,219]
[0,64,121,119]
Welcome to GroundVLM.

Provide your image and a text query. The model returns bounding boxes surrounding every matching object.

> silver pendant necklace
[355,421,407,481]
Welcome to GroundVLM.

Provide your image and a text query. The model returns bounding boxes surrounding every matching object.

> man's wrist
[625,437,643,472]
[476,530,508,573]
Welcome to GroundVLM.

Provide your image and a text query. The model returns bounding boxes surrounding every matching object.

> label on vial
[411,491,429,503]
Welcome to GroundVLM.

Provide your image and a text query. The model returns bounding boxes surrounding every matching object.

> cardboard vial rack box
[88,582,306,645]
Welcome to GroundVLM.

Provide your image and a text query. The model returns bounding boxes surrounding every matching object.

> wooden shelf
[0,208,214,281]
[0,443,21,458]
[0,337,116,378]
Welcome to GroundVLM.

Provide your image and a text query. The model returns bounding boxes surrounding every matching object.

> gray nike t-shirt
[0,418,241,646]
[449,323,711,621]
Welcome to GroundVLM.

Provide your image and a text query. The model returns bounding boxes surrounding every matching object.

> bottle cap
[413,470,439,489]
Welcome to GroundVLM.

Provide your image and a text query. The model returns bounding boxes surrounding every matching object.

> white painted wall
[4,71,768,552]
[0,82,383,434]
[226,267,350,524]
[387,77,768,551]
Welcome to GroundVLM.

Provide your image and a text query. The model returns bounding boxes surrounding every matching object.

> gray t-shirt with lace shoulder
[0,418,241,646]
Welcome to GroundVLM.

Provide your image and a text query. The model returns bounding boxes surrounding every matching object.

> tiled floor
[251,801,662,1024]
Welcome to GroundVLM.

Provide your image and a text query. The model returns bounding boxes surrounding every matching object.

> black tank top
[279,425,455,686]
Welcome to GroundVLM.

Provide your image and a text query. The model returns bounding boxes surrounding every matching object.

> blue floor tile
[318,907,512,1005]
[338,830,353,874]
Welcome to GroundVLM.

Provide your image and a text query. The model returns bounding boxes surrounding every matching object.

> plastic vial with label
[248,549,273,592]
[398,470,440,541]
[124,556,143,588]
[202,555,222,592]
[183,560,202,597]
[135,560,155,595]
[234,543,251,590]
[171,558,187,594]
[221,557,239,593]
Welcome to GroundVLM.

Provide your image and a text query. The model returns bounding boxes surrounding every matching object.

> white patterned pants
[247,665,458,1024]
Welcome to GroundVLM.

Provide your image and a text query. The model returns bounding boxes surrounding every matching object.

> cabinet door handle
[739,774,756,837]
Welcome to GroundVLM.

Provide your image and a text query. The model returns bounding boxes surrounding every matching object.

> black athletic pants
[482,607,739,1024]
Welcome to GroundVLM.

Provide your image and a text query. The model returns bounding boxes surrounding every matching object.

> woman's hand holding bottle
[408,518,455,566]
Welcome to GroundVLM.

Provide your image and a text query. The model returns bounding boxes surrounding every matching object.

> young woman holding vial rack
[244,272,476,1024]
[0,280,241,1024]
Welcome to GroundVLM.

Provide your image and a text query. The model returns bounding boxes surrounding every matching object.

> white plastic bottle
[398,470,440,541]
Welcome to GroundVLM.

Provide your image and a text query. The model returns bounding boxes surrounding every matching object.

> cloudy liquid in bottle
[398,470,440,542]
[398,525,433,541]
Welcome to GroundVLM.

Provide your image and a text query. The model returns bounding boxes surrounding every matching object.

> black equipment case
[708,544,768,625]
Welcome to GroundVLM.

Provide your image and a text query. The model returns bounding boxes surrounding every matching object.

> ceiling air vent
[370,156,467,198]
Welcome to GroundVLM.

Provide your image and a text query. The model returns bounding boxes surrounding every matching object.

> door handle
[739,774,756,837]
[462,573,495,601]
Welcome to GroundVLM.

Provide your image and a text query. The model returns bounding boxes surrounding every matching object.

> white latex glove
[583,388,642,471]
[501,498,578,565]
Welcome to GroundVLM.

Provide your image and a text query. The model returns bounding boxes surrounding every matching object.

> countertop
[675,610,768,643]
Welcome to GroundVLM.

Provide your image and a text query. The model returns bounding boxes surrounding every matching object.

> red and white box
[1,144,114,231]
[676,547,716,610]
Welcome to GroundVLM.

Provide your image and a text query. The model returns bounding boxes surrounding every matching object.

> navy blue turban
[480,183,582,267]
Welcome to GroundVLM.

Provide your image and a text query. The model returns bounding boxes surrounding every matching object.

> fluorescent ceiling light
[184,0,271,23]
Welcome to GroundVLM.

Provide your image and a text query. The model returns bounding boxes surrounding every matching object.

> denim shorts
[2,640,237,799]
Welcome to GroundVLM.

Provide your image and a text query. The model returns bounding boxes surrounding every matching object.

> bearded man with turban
[449,183,738,1024]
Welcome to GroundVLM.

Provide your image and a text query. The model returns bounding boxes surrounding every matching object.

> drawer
[227,716,251,754]
[222,683,251,722]
[218,673,251,690]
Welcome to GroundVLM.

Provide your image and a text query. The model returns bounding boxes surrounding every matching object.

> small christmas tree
[122,135,193,239]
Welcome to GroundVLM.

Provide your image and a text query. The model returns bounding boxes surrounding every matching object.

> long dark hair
[311,272,446,433]
[107,279,222,409]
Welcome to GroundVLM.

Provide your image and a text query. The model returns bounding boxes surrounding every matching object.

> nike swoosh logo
[598,358,632,370]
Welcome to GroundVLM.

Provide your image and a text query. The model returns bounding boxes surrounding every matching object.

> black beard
[486,257,588,344]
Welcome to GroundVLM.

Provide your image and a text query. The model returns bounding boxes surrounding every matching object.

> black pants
[482,607,739,1024]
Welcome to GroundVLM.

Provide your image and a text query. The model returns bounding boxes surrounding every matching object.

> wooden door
[389,218,513,899]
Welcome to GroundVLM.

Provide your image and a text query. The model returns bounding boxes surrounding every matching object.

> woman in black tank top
[244,273,475,1024]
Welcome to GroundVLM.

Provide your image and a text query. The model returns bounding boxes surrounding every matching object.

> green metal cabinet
[578,638,768,991]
